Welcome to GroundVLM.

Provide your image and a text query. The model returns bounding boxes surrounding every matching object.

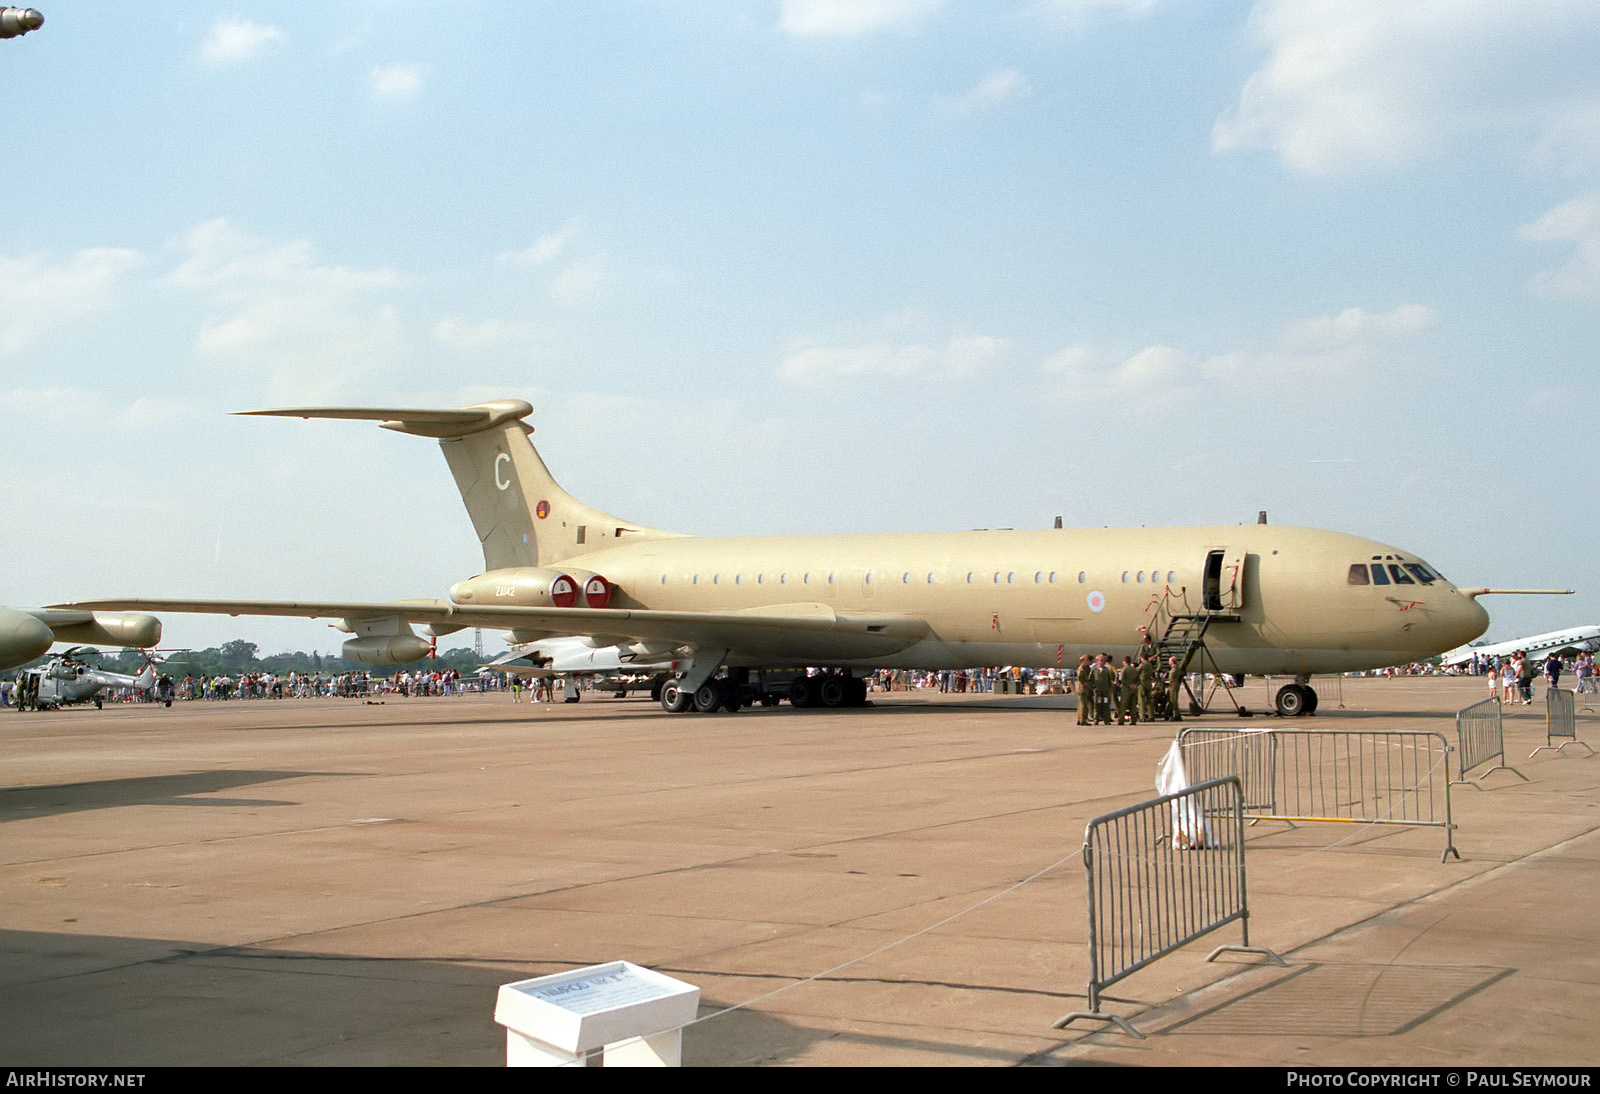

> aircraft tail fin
[241,399,681,571]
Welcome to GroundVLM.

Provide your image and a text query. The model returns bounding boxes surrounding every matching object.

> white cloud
[779,0,944,38]
[779,334,1007,383]
[432,317,540,352]
[1040,344,1095,377]
[941,68,1033,115]
[166,220,406,403]
[1031,0,1160,31]
[1042,343,1194,410]
[1043,303,1435,401]
[549,259,604,306]
[496,218,603,305]
[0,387,197,433]
[1282,304,1436,353]
[168,219,397,296]
[0,247,140,356]
[199,18,285,66]
[1520,192,1600,299]
[1206,304,1435,385]
[368,62,426,102]
[498,217,586,267]
[1214,0,1600,176]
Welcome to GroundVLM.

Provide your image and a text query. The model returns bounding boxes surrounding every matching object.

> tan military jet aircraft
[64,398,1535,716]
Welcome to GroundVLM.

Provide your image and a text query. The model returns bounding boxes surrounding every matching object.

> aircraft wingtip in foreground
[0,605,160,672]
[61,397,1558,717]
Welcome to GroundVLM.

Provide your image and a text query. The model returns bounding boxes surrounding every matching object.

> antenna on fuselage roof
[1258,510,1268,525]
[1054,516,1063,529]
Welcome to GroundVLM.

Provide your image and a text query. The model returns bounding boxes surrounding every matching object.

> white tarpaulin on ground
[1156,740,1213,849]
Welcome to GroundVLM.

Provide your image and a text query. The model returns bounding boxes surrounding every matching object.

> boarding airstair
[1148,595,1246,715]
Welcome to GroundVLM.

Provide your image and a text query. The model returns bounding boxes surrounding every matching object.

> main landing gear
[656,670,868,713]
[659,671,745,713]
[786,673,867,710]
[1274,681,1319,717]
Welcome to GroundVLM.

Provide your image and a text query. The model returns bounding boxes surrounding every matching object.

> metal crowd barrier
[1053,776,1281,1038]
[1179,728,1460,862]
[1454,697,1526,786]
[1534,687,1594,757]
[1175,728,1276,811]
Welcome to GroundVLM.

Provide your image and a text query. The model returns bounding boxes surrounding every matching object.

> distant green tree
[219,640,259,671]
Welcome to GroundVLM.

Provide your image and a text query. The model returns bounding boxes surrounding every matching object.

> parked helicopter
[13,648,160,710]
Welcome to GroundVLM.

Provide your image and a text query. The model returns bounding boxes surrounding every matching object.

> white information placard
[495,961,700,1059]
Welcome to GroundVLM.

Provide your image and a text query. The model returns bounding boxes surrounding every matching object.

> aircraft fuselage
[475,524,1489,674]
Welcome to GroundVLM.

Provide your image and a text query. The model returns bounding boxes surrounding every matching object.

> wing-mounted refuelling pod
[0,606,53,669]
[335,613,432,665]
[0,8,44,38]
[24,609,162,649]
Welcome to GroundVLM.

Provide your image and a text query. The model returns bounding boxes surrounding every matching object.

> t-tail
[240,399,682,571]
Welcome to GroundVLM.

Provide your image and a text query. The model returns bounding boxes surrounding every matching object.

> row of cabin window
[659,569,1182,586]
[1347,562,1440,587]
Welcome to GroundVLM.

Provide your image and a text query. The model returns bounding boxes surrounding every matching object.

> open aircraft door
[1202,548,1245,612]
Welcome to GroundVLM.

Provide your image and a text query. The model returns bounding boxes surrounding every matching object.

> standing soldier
[1167,655,1186,721]
[1074,654,1094,726]
[1138,655,1156,722]
[1118,656,1140,725]
[1137,627,1158,664]
[1093,653,1117,725]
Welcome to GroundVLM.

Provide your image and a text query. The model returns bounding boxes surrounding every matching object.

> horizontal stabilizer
[238,399,533,439]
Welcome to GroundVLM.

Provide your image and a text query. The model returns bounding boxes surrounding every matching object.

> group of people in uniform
[1072,632,1190,726]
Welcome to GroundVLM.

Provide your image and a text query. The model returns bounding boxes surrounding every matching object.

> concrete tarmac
[1,677,1595,1067]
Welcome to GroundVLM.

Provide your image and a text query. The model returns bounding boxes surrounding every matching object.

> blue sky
[2,1,1598,656]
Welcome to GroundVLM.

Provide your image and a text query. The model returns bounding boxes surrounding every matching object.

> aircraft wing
[51,598,931,662]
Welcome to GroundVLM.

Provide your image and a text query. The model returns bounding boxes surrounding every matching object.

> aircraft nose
[1437,590,1491,650]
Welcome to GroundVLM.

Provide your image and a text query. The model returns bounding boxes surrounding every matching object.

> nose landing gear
[1274,682,1318,717]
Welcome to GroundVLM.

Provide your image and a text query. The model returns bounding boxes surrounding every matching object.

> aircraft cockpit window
[1404,563,1439,585]
[1348,564,1370,585]
[1370,565,1390,586]
[1387,565,1415,585]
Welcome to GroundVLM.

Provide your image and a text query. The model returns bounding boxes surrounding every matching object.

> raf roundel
[535,499,550,520]
[1086,590,1106,613]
